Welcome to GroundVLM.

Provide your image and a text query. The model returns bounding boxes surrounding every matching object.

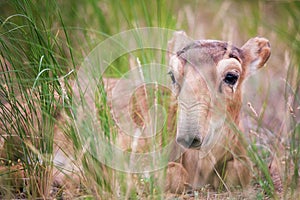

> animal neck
[198,101,243,161]
[226,98,242,125]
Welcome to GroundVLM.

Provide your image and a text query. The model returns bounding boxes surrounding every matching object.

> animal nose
[176,135,202,149]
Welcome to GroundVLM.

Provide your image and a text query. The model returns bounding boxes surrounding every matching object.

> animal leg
[221,157,252,189]
[165,162,191,194]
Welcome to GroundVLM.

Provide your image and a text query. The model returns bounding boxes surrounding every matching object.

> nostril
[176,135,202,149]
[190,136,202,148]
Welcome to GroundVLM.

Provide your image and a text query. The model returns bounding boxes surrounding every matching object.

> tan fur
[0,33,271,197]
[166,32,271,192]
[165,162,191,194]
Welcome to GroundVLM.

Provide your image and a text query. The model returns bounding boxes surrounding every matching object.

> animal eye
[168,71,176,84]
[229,53,238,60]
[229,53,241,63]
[224,72,239,85]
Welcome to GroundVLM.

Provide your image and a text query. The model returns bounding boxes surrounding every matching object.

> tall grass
[277,2,300,198]
[0,0,299,199]
[0,0,73,198]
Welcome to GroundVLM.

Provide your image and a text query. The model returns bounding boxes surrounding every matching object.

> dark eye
[229,53,241,63]
[168,71,176,84]
[229,53,238,60]
[224,72,239,85]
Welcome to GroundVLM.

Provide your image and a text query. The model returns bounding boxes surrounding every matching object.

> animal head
[168,32,271,150]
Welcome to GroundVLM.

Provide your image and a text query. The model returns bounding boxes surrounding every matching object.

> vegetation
[0,0,299,199]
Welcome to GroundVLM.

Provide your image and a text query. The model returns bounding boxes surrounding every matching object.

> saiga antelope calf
[166,32,271,193]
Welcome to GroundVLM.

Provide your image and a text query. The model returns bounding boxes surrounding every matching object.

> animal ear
[241,37,271,77]
[167,31,193,58]
[168,31,192,84]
